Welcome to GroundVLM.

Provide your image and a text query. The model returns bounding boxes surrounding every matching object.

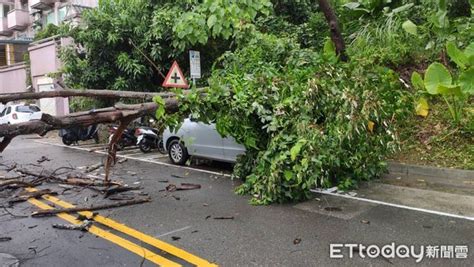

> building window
[45,11,56,25]
[1,5,11,17]
[58,6,68,23]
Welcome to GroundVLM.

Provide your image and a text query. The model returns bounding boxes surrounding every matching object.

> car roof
[4,103,39,107]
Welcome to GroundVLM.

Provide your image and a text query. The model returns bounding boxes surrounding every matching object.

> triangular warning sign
[162,61,189,88]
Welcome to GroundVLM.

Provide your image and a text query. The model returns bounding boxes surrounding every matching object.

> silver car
[162,118,246,165]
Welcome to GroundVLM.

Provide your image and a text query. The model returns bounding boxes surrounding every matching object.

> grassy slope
[390,101,474,170]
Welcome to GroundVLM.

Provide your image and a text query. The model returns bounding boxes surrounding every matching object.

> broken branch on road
[7,189,57,205]
[52,220,92,231]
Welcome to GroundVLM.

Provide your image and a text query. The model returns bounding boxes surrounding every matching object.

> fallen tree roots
[32,198,151,217]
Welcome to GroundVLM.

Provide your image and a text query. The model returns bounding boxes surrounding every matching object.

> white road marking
[156,226,192,237]
[35,140,232,177]
[311,189,474,221]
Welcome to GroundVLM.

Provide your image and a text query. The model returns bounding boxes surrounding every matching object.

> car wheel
[139,140,152,153]
[62,136,74,146]
[168,139,188,165]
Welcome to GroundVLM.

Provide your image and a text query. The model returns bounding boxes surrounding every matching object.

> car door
[223,136,246,162]
[184,119,225,160]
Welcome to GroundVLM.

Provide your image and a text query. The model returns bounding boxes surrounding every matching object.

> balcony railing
[0,17,12,36]
[30,0,57,10]
[7,9,29,30]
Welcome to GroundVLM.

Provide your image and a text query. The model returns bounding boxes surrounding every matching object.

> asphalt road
[0,137,473,266]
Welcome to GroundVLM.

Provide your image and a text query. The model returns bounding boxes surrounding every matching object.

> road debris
[117,158,128,164]
[360,220,370,224]
[8,189,57,205]
[293,238,301,245]
[85,163,103,173]
[171,174,184,179]
[37,156,51,164]
[165,183,201,192]
[0,237,12,242]
[171,236,181,241]
[103,185,140,197]
[324,207,342,212]
[32,198,151,217]
[213,216,234,220]
[52,220,92,231]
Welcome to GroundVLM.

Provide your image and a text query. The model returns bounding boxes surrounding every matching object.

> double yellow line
[26,188,217,267]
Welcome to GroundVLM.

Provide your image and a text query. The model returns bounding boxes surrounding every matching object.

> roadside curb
[386,161,474,190]
[388,161,474,180]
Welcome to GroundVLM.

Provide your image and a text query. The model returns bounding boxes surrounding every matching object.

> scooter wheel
[116,141,125,151]
[93,133,100,144]
[158,139,167,154]
[62,136,74,146]
[139,140,152,153]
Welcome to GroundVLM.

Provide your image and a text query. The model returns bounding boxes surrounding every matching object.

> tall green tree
[60,0,272,91]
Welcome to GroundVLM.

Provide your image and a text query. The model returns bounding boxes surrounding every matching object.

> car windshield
[15,105,41,113]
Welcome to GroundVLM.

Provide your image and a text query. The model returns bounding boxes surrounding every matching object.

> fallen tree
[0,89,184,182]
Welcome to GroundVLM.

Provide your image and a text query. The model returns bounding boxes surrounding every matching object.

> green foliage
[174,33,410,204]
[60,0,271,91]
[33,24,60,41]
[412,42,474,125]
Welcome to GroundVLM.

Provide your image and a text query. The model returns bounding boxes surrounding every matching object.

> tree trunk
[0,99,180,153]
[318,0,348,61]
[0,87,178,104]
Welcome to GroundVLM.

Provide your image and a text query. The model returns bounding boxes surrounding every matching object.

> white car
[162,118,246,165]
[0,104,43,125]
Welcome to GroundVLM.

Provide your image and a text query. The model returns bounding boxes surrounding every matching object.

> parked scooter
[136,127,166,154]
[59,125,99,146]
[108,125,138,151]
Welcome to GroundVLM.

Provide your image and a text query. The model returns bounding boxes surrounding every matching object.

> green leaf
[459,67,474,95]
[424,63,452,94]
[207,15,217,28]
[290,139,306,161]
[153,95,166,118]
[437,84,462,97]
[323,39,336,61]
[415,97,429,117]
[284,170,294,181]
[465,43,474,58]
[464,43,474,65]
[402,20,417,35]
[411,71,424,90]
[446,41,468,69]
[391,3,414,14]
